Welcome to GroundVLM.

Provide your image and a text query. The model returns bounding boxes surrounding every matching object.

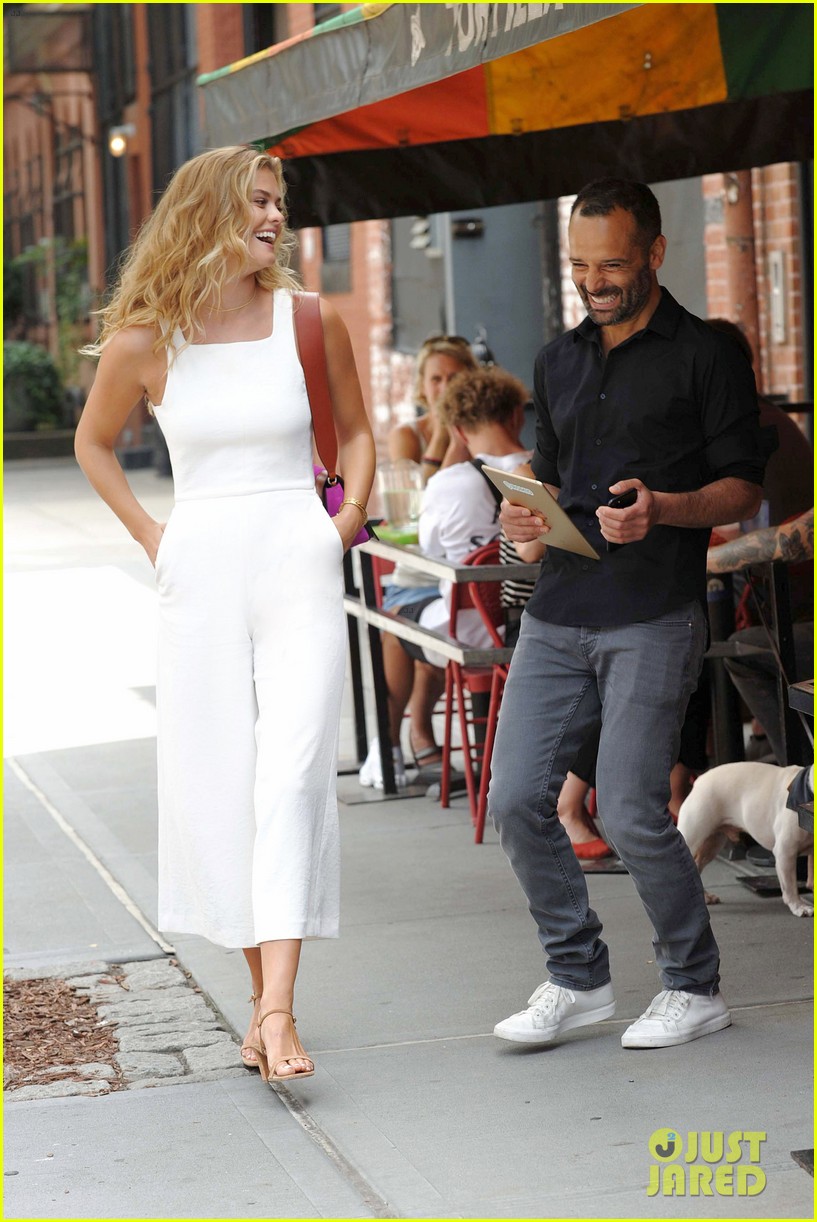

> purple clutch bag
[293,291,373,550]
[314,466,371,547]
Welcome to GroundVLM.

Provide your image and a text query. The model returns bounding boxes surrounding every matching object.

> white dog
[677,762,814,917]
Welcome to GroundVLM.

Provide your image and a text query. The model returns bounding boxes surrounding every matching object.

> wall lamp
[108,124,136,157]
[451,217,484,239]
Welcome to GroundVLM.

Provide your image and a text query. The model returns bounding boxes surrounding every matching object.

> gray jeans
[489,603,719,995]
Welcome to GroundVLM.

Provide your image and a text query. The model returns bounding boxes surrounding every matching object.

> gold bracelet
[339,496,368,523]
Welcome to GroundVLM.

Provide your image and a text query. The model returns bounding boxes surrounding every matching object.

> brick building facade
[704,166,809,403]
[4,4,812,456]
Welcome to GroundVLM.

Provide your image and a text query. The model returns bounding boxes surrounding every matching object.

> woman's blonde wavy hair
[82,146,300,359]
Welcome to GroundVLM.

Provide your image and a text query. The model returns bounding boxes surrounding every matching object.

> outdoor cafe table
[343,538,540,796]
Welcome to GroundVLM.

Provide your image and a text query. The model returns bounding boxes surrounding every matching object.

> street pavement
[4,458,813,1220]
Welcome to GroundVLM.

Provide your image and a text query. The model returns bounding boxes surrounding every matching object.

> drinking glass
[377,460,424,530]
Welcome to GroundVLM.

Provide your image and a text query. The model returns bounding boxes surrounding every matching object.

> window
[314,4,342,26]
[321,224,351,294]
[93,6,136,125]
[53,125,85,241]
[147,5,198,196]
[5,9,92,74]
[5,156,46,323]
[92,5,136,280]
[99,153,130,287]
[243,4,286,54]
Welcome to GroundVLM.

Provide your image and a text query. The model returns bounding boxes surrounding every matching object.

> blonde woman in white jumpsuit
[75,147,375,1084]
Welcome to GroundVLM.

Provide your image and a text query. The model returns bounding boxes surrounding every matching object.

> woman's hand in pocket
[141,520,166,568]
[332,504,363,553]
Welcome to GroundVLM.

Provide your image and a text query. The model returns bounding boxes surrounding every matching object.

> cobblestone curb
[5,957,245,1101]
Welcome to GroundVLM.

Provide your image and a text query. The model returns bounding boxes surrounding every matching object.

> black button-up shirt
[527,288,767,626]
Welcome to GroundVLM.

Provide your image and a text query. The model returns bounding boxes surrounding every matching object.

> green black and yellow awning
[199,3,813,227]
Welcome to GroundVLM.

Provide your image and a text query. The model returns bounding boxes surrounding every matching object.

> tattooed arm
[706,508,814,574]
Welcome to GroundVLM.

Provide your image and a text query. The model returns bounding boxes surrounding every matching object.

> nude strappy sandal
[252,1009,315,1083]
[240,993,262,1069]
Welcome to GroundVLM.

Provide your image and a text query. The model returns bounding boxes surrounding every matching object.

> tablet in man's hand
[480,466,600,561]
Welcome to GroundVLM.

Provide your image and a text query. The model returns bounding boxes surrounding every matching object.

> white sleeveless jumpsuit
[152,290,345,948]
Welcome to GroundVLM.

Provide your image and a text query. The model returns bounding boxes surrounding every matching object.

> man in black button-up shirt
[490,180,767,1052]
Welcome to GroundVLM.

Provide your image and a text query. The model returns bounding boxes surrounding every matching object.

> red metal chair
[440,541,509,838]
[370,555,395,609]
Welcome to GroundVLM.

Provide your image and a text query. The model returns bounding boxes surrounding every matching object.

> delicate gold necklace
[210,283,258,314]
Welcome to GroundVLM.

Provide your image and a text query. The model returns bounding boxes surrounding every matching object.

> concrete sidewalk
[4,459,813,1219]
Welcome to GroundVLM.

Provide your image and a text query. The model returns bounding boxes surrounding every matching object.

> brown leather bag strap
[292,291,338,479]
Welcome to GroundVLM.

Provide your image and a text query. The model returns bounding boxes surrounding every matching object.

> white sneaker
[358,737,381,787]
[621,989,731,1049]
[494,980,616,1045]
[358,738,407,790]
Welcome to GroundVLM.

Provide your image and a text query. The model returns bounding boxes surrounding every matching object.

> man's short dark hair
[571,179,662,249]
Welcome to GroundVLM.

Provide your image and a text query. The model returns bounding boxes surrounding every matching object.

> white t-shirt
[417,450,531,661]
